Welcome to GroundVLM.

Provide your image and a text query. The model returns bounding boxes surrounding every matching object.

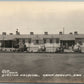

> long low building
[0,30,84,52]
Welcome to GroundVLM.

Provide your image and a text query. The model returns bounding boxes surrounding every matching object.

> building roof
[0,35,16,40]
[0,34,84,40]
[60,34,75,40]
[74,34,84,38]
[0,34,29,40]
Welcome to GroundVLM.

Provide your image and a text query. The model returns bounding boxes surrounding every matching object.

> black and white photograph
[0,1,84,83]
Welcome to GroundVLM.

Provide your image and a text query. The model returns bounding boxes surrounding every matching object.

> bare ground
[0,53,83,83]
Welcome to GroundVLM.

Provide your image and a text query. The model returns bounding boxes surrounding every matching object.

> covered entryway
[60,34,75,48]
[1,40,14,48]
[0,35,16,48]
[60,40,75,48]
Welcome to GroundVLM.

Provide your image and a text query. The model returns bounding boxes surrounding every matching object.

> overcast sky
[0,1,84,34]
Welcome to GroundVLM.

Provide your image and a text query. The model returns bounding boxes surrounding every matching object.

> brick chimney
[74,31,78,35]
[30,32,34,35]
[2,32,6,35]
[44,32,48,35]
[59,32,62,35]
[69,32,73,35]
[9,33,13,35]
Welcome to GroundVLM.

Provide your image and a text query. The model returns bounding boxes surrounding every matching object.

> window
[43,39,46,43]
[28,38,31,43]
[56,38,59,43]
[36,40,39,44]
[23,39,25,43]
[78,40,82,45]
[16,39,19,43]
[50,39,53,43]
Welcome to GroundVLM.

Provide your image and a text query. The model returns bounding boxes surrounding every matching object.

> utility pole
[63,27,64,34]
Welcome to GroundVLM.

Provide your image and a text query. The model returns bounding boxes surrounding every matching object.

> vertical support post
[63,27,64,34]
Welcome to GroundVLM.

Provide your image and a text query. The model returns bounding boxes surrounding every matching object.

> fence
[0,45,84,53]
[28,47,57,52]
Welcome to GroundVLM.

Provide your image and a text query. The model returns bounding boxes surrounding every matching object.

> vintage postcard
[0,0,84,83]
